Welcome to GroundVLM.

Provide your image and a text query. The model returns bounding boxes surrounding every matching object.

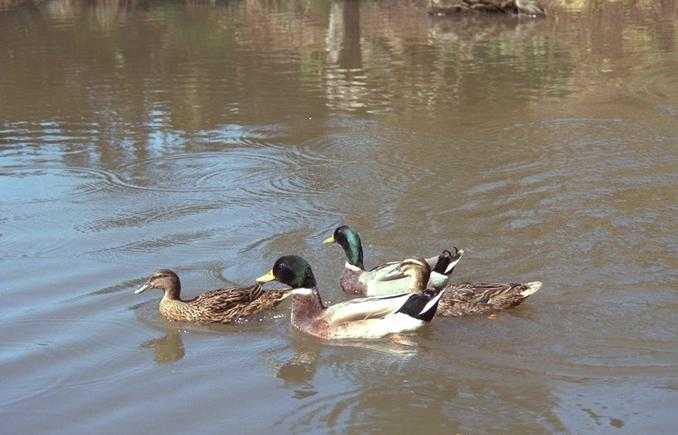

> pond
[1,0,677,432]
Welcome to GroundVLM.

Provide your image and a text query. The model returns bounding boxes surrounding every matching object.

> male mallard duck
[255,255,445,340]
[322,225,463,296]
[323,226,541,317]
[135,269,291,323]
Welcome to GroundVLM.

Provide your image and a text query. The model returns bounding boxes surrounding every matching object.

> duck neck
[291,288,325,324]
[162,279,182,301]
[339,233,364,270]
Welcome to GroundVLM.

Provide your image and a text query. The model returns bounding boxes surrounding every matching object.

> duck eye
[273,262,286,280]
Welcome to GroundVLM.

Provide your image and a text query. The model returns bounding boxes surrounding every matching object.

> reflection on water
[273,336,321,398]
[271,328,418,401]
[141,327,186,364]
[1,0,677,433]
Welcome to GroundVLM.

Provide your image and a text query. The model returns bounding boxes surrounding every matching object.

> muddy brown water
[1,0,677,433]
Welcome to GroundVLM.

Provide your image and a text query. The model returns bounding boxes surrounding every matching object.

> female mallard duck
[436,281,542,317]
[255,255,445,340]
[428,0,545,16]
[382,260,542,317]
[322,225,464,296]
[375,260,541,317]
[135,269,291,323]
[422,252,542,317]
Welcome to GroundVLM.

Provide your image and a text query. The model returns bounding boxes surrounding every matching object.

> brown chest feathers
[339,267,367,296]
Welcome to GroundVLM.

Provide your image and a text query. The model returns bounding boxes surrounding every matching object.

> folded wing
[320,292,413,325]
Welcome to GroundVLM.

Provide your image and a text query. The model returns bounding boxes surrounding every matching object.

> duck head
[135,269,181,300]
[256,255,318,289]
[322,225,364,269]
[256,256,324,320]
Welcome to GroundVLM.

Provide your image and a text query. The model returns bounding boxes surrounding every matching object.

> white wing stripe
[444,257,462,274]
[419,289,446,316]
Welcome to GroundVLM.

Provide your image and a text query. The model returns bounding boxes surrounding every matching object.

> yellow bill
[322,236,335,245]
[256,270,276,283]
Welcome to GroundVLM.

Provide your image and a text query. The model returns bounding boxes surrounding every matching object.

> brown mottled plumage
[135,269,291,323]
[370,259,542,317]
[437,281,542,317]
[428,0,545,16]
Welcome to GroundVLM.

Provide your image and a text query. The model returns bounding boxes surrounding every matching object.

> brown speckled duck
[435,281,542,316]
[429,0,545,16]
[135,269,291,323]
[255,256,445,340]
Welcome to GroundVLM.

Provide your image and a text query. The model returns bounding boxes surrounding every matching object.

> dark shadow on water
[141,326,186,364]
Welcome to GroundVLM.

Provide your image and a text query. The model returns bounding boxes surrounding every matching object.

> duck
[435,281,542,317]
[255,255,445,340]
[322,225,464,296]
[428,0,545,16]
[135,269,291,323]
[379,260,542,316]
[323,226,542,317]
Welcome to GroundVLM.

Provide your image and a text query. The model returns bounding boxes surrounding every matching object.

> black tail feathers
[432,247,461,275]
[396,289,444,322]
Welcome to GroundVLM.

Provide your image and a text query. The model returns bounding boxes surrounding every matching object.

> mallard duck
[428,0,545,16]
[342,258,542,317]
[323,226,541,317]
[435,281,542,316]
[135,269,291,323]
[380,261,542,316]
[322,225,464,296]
[255,255,445,340]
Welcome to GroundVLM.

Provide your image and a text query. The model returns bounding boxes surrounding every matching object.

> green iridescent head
[322,225,364,269]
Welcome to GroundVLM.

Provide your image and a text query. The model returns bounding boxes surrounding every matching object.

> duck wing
[360,262,414,296]
[192,284,265,308]
[243,288,293,314]
[189,284,292,322]
[369,254,454,273]
[368,260,399,273]
[370,247,464,296]
[320,292,414,325]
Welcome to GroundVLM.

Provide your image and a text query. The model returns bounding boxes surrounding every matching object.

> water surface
[1,0,677,433]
